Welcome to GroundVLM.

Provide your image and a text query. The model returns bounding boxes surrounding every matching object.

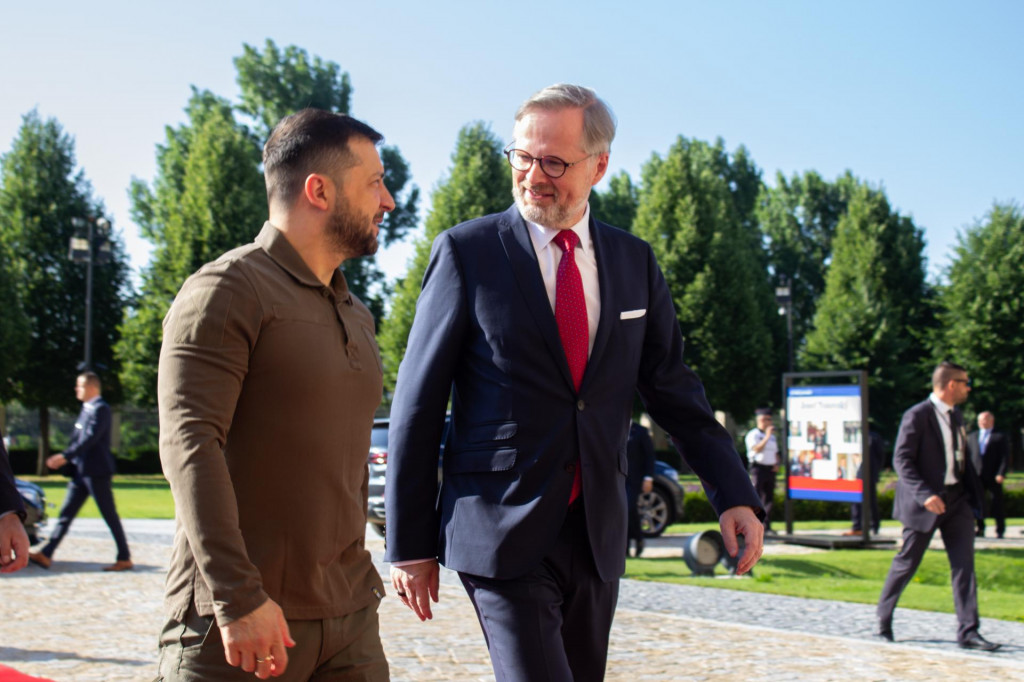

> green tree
[235,40,354,137]
[234,39,419,321]
[802,182,934,441]
[0,110,130,470]
[590,171,638,232]
[758,170,856,358]
[378,122,510,394]
[934,202,1024,459]
[0,242,29,401]
[117,89,266,406]
[632,136,775,419]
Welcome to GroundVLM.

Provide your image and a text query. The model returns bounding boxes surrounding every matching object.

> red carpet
[0,665,55,681]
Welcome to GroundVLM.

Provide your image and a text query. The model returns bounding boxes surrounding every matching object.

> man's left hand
[719,506,764,575]
[46,453,67,470]
[996,475,1005,484]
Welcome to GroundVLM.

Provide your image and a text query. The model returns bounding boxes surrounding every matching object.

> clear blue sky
[2,1,1021,284]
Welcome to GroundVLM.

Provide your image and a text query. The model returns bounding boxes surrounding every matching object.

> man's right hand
[923,494,946,515]
[391,560,440,621]
[0,513,29,574]
[220,598,295,679]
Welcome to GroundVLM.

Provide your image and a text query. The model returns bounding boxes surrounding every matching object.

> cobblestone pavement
[1,519,1022,681]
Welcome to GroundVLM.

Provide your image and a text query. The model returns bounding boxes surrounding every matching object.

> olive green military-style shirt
[158,222,385,625]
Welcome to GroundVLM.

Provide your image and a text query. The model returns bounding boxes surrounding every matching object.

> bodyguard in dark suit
[385,84,764,681]
[626,421,656,557]
[876,362,999,651]
[967,411,1008,539]
[0,427,30,573]
[29,372,132,571]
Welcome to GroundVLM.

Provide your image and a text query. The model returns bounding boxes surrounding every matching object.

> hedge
[7,448,162,476]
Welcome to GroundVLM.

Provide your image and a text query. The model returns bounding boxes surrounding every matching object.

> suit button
[577,400,585,411]
[564,462,576,473]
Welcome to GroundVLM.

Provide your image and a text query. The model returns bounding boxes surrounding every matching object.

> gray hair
[515,83,617,155]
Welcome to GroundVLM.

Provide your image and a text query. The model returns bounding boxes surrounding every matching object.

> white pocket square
[620,309,646,320]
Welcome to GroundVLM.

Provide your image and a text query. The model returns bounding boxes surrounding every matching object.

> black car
[638,460,685,537]
[366,418,683,538]
[15,477,47,545]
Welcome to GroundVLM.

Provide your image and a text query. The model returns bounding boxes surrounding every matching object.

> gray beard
[512,184,580,229]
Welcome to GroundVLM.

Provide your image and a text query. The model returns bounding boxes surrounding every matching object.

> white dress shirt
[928,393,962,485]
[744,428,778,466]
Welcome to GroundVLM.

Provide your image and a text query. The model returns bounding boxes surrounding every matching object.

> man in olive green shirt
[157,109,395,681]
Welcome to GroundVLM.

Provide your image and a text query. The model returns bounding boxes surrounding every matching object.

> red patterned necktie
[554,229,587,504]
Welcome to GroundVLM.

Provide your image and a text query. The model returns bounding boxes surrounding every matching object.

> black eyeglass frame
[503,143,594,179]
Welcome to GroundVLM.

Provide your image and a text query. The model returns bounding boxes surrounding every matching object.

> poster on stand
[786,384,863,503]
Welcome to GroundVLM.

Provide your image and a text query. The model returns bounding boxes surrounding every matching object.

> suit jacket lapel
[496,207,576,392]
[582,217,615,390]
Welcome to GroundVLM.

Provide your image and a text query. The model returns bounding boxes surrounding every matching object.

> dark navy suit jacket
[384,206,760,582]
[892,399,982,532]
[64,398,116,479]
[967,429,1008,483]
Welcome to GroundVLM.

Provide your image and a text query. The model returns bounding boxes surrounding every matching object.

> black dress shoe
[959,633,1001,651]
[875,621,893,642]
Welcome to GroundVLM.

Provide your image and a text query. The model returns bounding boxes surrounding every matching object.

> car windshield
[370,426,388,448]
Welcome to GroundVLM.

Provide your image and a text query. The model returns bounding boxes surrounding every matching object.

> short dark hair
[263,108,383,207]
[932,361,967,389]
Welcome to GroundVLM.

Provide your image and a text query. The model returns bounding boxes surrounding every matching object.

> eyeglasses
[504,144,593,179]
[952,378,972,387]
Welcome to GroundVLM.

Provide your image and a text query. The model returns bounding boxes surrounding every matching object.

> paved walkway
[0,519,1022,681]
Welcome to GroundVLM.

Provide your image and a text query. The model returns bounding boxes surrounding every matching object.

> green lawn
[27,474,175,519]
[627,533,1024,623]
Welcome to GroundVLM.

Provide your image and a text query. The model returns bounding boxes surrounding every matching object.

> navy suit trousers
[877,485,979,641]
[42,475,130,561]
[459,503,619,682]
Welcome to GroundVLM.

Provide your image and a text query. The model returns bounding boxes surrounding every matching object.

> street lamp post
[775,276,794,372]
[68,216,111,371]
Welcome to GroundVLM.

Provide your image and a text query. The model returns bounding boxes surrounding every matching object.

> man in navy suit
[967,411,1008,539]
[29,372,132,571]
[385,84,764,681]
[1,427,29,573]
[876,362,999,651]
[625,421,656,557]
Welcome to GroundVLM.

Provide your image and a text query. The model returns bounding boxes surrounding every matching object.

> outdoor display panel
[786,384,864,503]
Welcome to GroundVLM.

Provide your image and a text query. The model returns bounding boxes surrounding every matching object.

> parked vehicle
[14,478,47,545]
[367,417,684,538]
[638,461,685,537]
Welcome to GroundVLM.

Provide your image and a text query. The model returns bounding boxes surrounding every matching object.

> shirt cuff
[390,558,435,567]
